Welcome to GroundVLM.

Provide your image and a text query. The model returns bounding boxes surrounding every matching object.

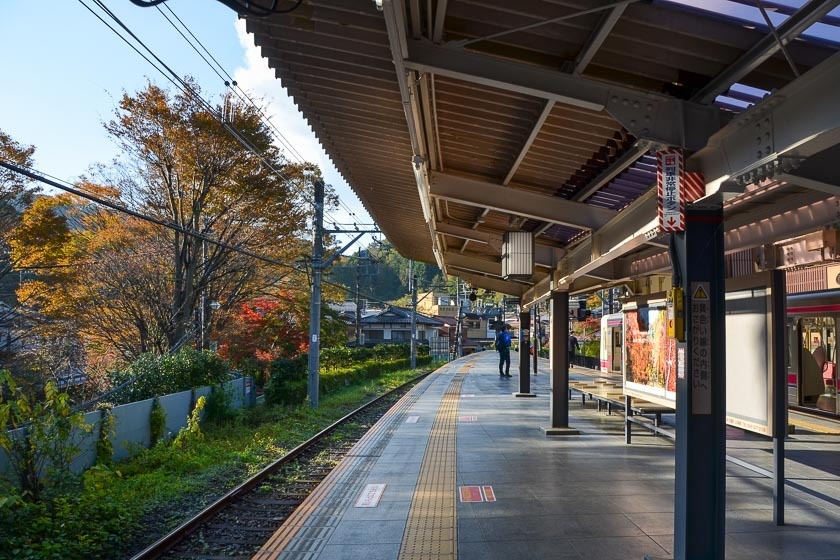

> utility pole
[410,260,417,369]
[355,247,362,346]
[307,179,324,408]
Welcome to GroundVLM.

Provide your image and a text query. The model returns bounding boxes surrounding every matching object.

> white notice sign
[405,416,419,424]
[355,483,386,508]
[690,282,711,414]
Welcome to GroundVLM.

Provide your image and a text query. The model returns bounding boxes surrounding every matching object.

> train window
[798,316,838,414]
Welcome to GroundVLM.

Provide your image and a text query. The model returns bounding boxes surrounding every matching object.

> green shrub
[110,347,231,404]
[95,407,115,466]
[149,398,167,446]
[264,356,308,406]
[204,385,236,426]
[174,396,205,448]
[0,371,90,502]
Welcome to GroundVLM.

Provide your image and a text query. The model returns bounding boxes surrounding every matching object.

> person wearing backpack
[495,325,512,378]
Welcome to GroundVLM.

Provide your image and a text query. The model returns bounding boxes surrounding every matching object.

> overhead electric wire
[153,8,361,226]
[108,0,355,230]
[0,161,400,313]
[150,2,364,227]
[157,3,308,164]
[78,0,320,220]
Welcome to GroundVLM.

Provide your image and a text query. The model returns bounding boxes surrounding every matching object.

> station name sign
[657,149,685,232]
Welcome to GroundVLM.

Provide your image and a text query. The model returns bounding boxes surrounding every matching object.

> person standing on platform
[568,332,579,367]
[495,325,512,378]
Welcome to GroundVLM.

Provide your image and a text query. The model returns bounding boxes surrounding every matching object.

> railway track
[130,371,431,560]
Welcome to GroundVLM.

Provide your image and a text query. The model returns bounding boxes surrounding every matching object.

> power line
[0,161,401,311]
[78,0,314,217]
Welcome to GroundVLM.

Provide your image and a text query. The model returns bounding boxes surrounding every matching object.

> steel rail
[130,369,433,559]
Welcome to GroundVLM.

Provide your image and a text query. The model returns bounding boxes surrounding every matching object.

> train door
[611,328,622,372]
[795,316,838,414]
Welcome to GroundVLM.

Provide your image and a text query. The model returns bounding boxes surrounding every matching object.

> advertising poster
[624,306,677,407]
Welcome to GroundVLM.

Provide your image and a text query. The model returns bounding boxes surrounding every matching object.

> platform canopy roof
[246,0,840,303]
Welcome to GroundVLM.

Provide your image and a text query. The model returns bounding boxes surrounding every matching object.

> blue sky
[0,0,372,233]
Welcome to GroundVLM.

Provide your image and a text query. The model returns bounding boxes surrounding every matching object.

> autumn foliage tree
[104,81,313,350]
[8,81,335,387]
[217,288,347,380]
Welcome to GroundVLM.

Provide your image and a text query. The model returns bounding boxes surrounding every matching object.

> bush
[110,348,231,404]
[204,385,236,426]
[174,396,205,448]
[95,407,114,466]
[264,356,308,406]
[263,350,432,408]
[149,398,167,446]
[0,371,90,502]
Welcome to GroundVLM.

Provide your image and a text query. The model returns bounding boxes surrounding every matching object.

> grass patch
[0,366,433,560]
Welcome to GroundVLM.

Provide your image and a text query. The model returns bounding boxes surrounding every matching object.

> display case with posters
[623,295,677,407]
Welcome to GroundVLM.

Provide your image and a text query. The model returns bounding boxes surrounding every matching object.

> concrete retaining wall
[0,377,254,479]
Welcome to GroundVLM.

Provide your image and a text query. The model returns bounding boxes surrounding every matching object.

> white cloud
[232,20,372,229]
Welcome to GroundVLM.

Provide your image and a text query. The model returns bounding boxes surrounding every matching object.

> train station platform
[254,353,840,560]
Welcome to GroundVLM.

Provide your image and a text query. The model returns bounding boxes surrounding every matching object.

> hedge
[264,354,432,406]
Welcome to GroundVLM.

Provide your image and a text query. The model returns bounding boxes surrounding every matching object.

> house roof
[360,306,444,326]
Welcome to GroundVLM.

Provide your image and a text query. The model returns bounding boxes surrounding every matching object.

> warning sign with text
[690,282,711,415]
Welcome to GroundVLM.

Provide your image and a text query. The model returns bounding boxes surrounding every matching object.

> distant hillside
[327,241,448,304]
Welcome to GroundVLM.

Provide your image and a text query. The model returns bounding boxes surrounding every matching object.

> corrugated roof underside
[247,2,435,263]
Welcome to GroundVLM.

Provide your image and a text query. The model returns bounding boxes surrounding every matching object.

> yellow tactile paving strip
[790,416,840,435]
[398,364,470,560]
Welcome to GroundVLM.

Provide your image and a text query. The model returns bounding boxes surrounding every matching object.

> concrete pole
[410,261,417,369]
[307,179,324,408]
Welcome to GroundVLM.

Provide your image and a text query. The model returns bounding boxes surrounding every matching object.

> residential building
[358,306,443,346]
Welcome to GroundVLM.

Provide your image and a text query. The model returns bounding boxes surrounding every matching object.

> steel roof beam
[573,2,627,75]
[448,270,527,297]
[405,39,723,151]
[572,141,650,202]
[436,221,502,251]
[430,172,618,230]
[692,0,840,104]
[694,51,840,193]
[445,252,503,277]
[503,100,555,185]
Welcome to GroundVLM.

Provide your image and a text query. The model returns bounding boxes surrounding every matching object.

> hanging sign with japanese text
[657,150,685,232]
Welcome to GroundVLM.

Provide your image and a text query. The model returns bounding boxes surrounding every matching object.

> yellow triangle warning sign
[693,284,709,300]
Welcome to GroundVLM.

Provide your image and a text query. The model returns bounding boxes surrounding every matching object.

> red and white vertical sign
[657,150,684,232]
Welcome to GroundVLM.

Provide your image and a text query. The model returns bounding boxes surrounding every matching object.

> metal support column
[671,203,726,560]
[543,290,578,435]
[533,306,539,375]
[771,269,787,525]
[307,179,325,408]
[515,307,536,397]
[410,263,418,370]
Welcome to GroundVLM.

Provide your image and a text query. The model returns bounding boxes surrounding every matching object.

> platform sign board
[405,416,419,424]
[724,273,775,436]
[355,483,386,508]
[623,296,677,408]
[657,150,684,232]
